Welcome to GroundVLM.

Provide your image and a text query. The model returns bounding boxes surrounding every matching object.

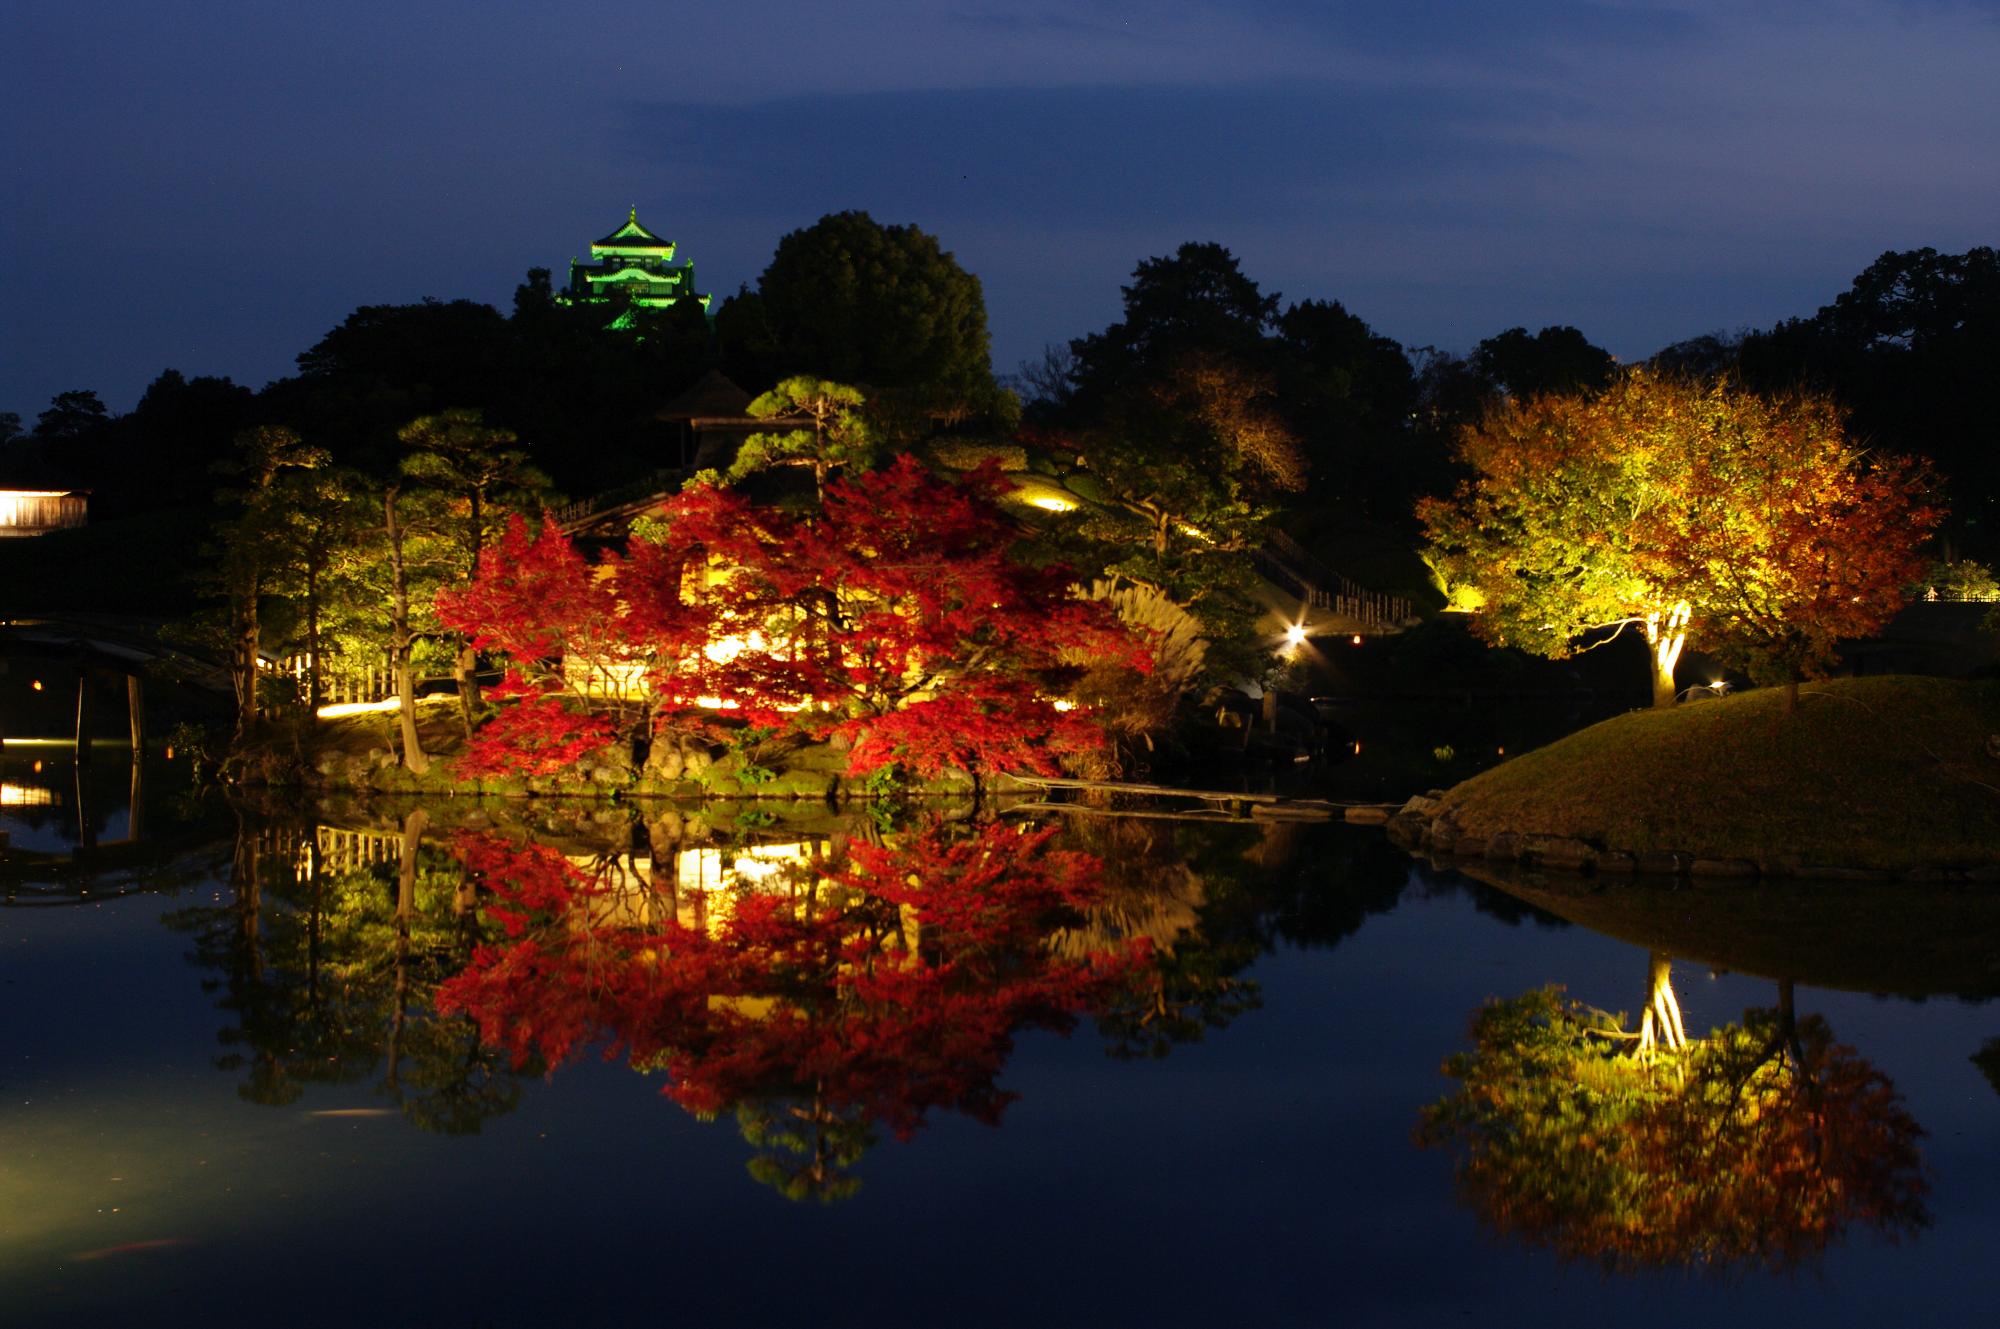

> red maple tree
[439,455,1145,781]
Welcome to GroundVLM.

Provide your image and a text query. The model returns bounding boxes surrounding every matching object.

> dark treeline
[2,231,1992,624]
[7,235,1993,546]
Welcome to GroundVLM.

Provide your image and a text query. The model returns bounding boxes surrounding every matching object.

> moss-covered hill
[1431,676,2000,872]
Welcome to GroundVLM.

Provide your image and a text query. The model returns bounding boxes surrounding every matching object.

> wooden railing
[1257,531,1415,628]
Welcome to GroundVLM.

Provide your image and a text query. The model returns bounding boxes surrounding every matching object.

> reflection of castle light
[0,782,60,807]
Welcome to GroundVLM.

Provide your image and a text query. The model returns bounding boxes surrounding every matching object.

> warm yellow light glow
[31,680,43,691]
[1351,635,1363,646]
[316,698,402,719]
[694,696,742,710]
[32,760,43,773]
[703,630,767,666]
[1028,495,1076,512]
[1051,699,1077,712]
[1284,624,1307,647]
[0,782,57,807]
[1351,741,1362,755]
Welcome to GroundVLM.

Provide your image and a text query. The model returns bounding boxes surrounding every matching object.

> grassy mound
[1437,676,2000,871]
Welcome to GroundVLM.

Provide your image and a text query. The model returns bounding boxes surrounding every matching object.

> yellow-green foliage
[927,438,1028,471]
[1086,578,1207,691]
[1439,676,2000,869]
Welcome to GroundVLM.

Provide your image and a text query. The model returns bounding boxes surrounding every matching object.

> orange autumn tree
[1643,386,1939,710]
[1415,985,1929,1273]
[1419,371,1938,710]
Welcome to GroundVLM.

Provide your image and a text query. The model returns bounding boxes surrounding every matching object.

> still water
[3,751,1997,1328]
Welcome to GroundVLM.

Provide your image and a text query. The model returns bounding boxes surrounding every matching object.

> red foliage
[437,516,619,664]
[835,678,1105,779]
[436,820,1148,1141]
[439,456,1145,782]
[455,684,619,778]
[779,457,1135,774]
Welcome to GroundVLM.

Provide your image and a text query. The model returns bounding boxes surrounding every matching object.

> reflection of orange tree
[1416,984,1927,1272]
[437,820,1148,1200]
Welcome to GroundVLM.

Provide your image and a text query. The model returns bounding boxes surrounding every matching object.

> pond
[3,751,1997,1328]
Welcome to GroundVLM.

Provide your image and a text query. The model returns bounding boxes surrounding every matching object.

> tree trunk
[394,651,426,774]
[1637,951,1686,1053]
[384,808,427,1092]
[453,644,479,739]
[1644,603,1690,710]
[385,488,429,775]
[455,491,485,735]
[1783,677,1800,715]
[304,560,322,731]
[232,576,261,739]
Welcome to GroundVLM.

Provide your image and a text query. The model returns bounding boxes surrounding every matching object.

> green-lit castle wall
[562,207,713,326]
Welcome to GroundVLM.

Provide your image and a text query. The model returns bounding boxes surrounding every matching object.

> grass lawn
[1437,675,2000,871]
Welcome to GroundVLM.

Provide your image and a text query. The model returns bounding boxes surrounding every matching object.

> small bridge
[1254,532,1417,633]
[551,468,690,538]
[0,614,233,692]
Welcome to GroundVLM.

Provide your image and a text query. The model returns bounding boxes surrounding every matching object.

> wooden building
[0,489,88,537]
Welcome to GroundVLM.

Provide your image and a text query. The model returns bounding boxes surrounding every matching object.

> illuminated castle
[564,208,712,328]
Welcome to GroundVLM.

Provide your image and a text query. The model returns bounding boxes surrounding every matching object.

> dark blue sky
[5,0,1995,415]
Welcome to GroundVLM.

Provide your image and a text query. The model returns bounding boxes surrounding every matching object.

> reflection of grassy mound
[1438,676,2000,871]
[1448,862,2000,998]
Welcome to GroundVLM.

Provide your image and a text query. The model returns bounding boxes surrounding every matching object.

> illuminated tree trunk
[384,487,429,775]
[232,575,262,739]
[454,488,485,738]
[1644,603,1690,710]
[303,559,323,731]
[1636,951,1687,1053]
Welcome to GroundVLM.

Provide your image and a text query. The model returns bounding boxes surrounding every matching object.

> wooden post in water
[73,651,91,765]
[74,761,96,854]
[125,672,145,839]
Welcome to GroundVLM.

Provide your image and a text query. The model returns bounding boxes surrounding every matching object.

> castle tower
[564,207,712,327]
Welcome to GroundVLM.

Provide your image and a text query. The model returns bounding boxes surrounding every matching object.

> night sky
[5,1,1996,415]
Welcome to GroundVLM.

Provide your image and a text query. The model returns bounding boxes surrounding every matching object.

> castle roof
[656,369,755,421]
[592,207,674,251]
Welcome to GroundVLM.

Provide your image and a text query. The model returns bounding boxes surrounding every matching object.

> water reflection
[1418,960,1931,1273]
[163,812,522,1130]
[439,818,1149,1200]
[137,798,1425,1202]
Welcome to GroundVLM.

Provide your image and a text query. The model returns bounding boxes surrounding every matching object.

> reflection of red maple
[436,821,1148,1140]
